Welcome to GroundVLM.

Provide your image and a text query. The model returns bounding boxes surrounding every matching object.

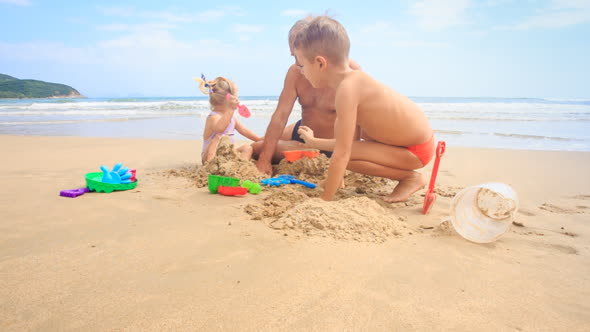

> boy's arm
[297,126,336,151]
[321,79,359,201]
[255,65,299,174]
[235,119,262,141]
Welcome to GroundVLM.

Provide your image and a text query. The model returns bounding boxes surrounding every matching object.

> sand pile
[273,155,395,197]
[269,197,406,242]
[477,188,517,219]
[198,136,265,185]
[164,136,265,187]
[244,187,312,219]
[273,153,329,181]
[433,219,456,236]
[342,172,394,196]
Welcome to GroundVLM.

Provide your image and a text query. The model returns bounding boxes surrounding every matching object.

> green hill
[0,74,17,82]
[0,74,83,98]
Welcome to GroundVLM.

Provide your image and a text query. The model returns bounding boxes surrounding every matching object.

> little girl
[196,76,262,164]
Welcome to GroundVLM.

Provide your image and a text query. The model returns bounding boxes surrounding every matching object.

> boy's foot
[383,172,427,203]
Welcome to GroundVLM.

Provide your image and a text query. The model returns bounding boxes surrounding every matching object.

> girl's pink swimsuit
[201,111,236,161]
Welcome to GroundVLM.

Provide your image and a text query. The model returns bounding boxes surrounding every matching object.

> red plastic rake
[422,141,446,215]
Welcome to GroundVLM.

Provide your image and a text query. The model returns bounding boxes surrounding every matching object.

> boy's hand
[297,126,315,145]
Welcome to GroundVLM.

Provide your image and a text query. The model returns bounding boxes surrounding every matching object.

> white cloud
[0,0,31,5]
[97,6,135,17]
[408,0,472,30]
[0,41,99,64]
[232,24,264,33]
[359,21,396,34]
[97,5,245,23]
[551,0,590,9]
[96,24,130,32]
[495,0,590,30]
[0,29,255,68]
[144,11,192,23]
[96,23,177,32]
[280,9,308,17]
[392,40,449,48]
[195,9,226,22]
[485,0,514,7]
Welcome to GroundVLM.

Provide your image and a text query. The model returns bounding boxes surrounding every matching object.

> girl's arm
[209,111,235,134]
[321,79,359,201]
[235,119,262,141]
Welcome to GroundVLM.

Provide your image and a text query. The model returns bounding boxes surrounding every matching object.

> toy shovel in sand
[422,141,446,214]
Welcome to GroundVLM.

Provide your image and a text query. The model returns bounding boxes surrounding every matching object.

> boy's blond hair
[198,76,238,107]
[293,16,350,65]
[288,17,312,49]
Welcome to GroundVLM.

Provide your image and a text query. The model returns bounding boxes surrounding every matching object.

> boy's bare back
[338,70,432,147]
[293,15,435,202]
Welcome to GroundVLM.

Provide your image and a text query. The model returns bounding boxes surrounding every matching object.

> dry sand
[1,134,590,330]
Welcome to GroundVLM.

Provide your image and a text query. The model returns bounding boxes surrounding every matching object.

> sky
[0,0,589,98]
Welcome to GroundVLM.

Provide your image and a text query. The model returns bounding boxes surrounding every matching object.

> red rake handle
[422,141,446,215]
[427,141,446,192]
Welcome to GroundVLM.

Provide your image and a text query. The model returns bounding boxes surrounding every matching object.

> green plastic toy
[241,180,262,194]
[207,175,240,194]
[85,172,138,193]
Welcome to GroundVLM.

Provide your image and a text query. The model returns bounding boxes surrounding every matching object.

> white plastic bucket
[450,183,518,243]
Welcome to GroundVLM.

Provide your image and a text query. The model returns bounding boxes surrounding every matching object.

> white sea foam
[0,97,588,151]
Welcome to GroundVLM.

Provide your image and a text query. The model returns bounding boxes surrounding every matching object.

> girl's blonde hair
[196,76,238,107]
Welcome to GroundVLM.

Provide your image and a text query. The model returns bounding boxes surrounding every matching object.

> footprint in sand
[152,195,175,201]
[562,231,578,238]
[440,170,456,177]
[544,243,578,255]
[435,186,464,198]
[518,209,536,217]
[539,203,588,214]
[385,195,423,209]
[513,229,545,236]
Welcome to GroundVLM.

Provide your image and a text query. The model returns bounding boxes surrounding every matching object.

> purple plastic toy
[59,187,89,198]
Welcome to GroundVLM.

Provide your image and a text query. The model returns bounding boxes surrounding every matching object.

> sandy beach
[1,134,589,330]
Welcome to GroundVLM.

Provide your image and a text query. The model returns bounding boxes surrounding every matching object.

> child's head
[293,16,350,66]
[198,76,239,108]
[288,17,313,55]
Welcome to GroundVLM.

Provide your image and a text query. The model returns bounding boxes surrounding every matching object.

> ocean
[1,96,589,151]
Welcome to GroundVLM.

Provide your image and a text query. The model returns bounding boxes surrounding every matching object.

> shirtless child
[253,17,360,175]
[292,16,435,203]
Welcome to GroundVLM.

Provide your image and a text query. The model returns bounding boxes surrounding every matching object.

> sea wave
[0,117,168,125]
[435,129,585,142]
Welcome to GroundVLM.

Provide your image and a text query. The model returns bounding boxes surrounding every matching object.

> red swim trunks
[407,136,435,166]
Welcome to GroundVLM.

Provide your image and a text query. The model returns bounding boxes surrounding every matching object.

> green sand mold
[85,172,138,193]
[208,175,240,194]
[241,180,262,194]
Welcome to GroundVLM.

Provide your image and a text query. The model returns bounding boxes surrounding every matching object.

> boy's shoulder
[340,70,370,89]
[285,63,306,85]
